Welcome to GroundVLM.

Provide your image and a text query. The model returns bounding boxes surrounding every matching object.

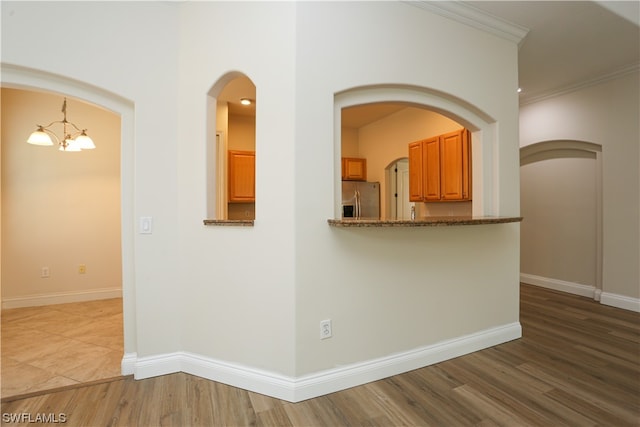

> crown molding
[405,1,529,46]
[520,62,640,106]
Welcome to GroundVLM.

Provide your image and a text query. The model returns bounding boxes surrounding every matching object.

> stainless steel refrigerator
[342,181,380,219]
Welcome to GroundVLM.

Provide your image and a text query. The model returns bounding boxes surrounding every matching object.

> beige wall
[1,88,122,306]
[520,70,640,305]
[228,114,255,151]
[521,156,597,287]
[340,127,359,157]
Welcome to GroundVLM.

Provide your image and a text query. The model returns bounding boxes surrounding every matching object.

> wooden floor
[1,284,639,426]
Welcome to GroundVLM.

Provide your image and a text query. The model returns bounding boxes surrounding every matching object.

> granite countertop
[328,216,523,227]
[203,219,254,226]
[203,216,522,227]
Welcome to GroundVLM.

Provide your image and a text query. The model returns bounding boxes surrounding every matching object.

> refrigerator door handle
[356,189,361,218]
[354,190,358,218]
[353,190,357,218]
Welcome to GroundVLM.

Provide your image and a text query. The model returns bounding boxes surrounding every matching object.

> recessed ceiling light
[517,87,522,93]
[240,98,252,105]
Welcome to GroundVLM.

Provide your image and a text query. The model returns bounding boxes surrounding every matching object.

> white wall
[176,1,298,375]
[292,1,520,375]
[2,0,523,398]
[2,1,182,356]
[1,89,121,307]
[520,71,640,303]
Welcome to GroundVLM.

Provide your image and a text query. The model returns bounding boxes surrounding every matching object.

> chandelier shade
[26,127,55,146]
[75,131,96,149]
[26,98,95,151]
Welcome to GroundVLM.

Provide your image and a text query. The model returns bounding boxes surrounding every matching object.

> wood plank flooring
[1,284,639,426]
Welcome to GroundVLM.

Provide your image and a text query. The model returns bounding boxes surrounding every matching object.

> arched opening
[335,85,498,219]
[520,140,603,300]
[206,72,256,221]
[1,64,135,394]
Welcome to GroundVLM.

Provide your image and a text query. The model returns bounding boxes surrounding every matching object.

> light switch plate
[140,216,153,234]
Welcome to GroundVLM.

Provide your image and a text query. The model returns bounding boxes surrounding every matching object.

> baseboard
[520,273,595,298]
[131,322,521,402]
[1,288,122,309]
[134,352,183,379]
[520,273,640,312]
[121,352,137,376]
[600,292,640,312]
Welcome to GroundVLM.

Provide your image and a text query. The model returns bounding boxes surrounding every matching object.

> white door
[396,159,411,219]
[387,159,411,219]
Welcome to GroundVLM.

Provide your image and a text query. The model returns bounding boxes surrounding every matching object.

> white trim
[520,62,640,106]
[130,322,521,403]
[520,273,596,298]
[134,352,183,379]
[521,274,640,312]
[406,1,529,46]
[1,288,122,309]
[121,352,137,376]
[182,352,297,401]
[600,292,640,313]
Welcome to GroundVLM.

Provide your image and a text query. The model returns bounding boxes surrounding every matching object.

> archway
[334,84,499,219]
[520,140,603,300]
[1,63,137,373]
[206,72,256,220]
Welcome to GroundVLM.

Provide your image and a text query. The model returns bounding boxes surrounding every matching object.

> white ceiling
[470,0,639,103]
[220,1,639,128]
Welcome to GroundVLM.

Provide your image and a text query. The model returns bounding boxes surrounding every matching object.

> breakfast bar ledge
[328,216,523,227]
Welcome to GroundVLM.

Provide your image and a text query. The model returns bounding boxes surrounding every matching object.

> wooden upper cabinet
[228,150,255,202]
[423,136,441,201]
[408,129,471,202]
[408,142,423,202]
[342,157,367,181]
[440,130,465,200]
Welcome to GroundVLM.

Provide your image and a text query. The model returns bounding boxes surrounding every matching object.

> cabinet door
[342,157,367,181]
[228,150,255,202]
[423,137,441,201]
[408,141,423,202]
[440,131,463,200]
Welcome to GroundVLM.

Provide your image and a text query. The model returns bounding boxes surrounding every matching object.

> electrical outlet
[320,319,332,340]
[41,267,50,278]
[79,264,86,274]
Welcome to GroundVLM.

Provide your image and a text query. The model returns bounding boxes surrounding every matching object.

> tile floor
[1,298,123,398]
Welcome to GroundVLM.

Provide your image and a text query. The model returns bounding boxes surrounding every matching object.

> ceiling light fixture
[240,98,252,106]
[26,98,95,152]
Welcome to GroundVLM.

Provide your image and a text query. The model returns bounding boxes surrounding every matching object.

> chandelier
[26,98,95,152]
